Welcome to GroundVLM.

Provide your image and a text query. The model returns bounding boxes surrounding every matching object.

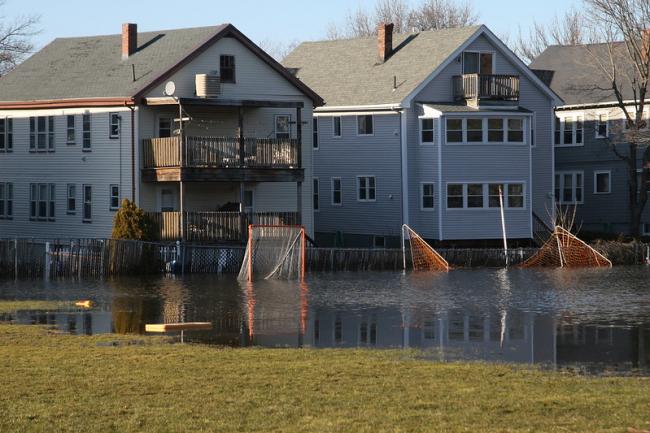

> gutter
[0,97,135,110]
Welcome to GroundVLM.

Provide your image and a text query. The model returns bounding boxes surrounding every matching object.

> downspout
[126,102,136,203]
[399,108,409,229]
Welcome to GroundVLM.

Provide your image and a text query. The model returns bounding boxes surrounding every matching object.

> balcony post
[238,107,245,167]
[296,106,302,168]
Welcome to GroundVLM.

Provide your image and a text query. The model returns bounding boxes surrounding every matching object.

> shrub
[111,199,157,241]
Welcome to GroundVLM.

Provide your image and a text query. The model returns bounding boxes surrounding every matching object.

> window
[447,184,464,208]
[220,55,236,83]
[83,185,92,221]
[463,52,493,75]
[563,117,573,145]
[357,176,376,201]
[373,236,385,249]
[556,115,584,146]
[313,178,319,211]
[333,116,342,138]
[596,113,608,138]
[576,116,583,144]
[487,118,504,142]
[30,183,55,221]
[313,118,318,149]
[109,113,120,138]
[67,184,76,214]
[507,118,524,143]
[159,117,172,138]
[0,183,12,219]
[530,114,535,147]
[421,118,434,144]
[446,118,463,143]
[0,118,12,152]
[467,184,484,208]
[243,190,254,214]
[421,183,434,210]
[466,118,483,142]
[642,223,650,236]
[357,115,373,135]
[110,184,120,210]
[594,170,611,194]
[554,116,561,145]
[32,117,47,150]
[555,171,583,204]
[488,183,504,208]
[82,113,91,149]
[67,115,75,144]
[331,177,342,205]
[275,115,290,139]
[47,117,54,151]
[507,184,524,208]
[161,189,174,212]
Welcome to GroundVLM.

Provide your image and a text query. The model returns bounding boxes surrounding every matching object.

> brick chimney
[122,23,137,59]
[378,23,394,63]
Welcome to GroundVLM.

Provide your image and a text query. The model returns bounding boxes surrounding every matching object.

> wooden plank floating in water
[145,322,213,333]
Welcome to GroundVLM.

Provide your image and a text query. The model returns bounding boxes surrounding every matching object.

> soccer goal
[520,226,612,268]
[238,225,306,281]
[402,225,450,272]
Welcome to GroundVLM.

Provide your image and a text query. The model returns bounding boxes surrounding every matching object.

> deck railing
[142,136,300,169]
[147,211,301,242]
[452,74,520,101]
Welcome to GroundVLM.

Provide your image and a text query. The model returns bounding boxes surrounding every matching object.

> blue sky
[8,0,580,51]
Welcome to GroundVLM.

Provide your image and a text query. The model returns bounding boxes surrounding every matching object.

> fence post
[100,239,105,279]
[14,238,18,280]
[44,241,51,281]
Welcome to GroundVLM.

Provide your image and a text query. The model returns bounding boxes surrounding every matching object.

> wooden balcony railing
[142,136,300,170]
[147,211,301,242]
[452,74,520,102]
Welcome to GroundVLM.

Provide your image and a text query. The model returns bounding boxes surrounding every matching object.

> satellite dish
[164,81,176,97]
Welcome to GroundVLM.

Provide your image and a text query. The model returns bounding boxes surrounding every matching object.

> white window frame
[445,182,527,210]
[67,184,76,215]
[331,177,342,206]
[445,116,528,145]
[555,113,585,147]
[332,116,342,138]
[313,177,319,212]
[555,171,584,204]
[0,117,13,152]
[109,113,120,139]
[312,117,319,150]
[356,115,374,136]
[82,113,91,150]
[66,115,75,145]
[595,112,609,139]
[110,184,120,210]
[420,182,435,211]
[356,175,376,202]
[593,170,612,195]
[419,117,435,145]
[274,114,291,140]
[461,50,496,75]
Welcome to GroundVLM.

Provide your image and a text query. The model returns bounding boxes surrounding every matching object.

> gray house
[284,24,561,247]
[531,44,650,237]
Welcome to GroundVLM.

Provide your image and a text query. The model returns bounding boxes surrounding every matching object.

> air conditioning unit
[195,74,221,98]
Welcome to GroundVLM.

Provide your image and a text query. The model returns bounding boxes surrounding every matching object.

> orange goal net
[520,226,612,268]
[402,225,450,272]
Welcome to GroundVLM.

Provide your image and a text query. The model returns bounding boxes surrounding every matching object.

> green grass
[0,300,79,314]
[0,324,649,433]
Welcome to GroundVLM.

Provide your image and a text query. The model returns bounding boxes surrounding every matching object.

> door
[480,53,493,75]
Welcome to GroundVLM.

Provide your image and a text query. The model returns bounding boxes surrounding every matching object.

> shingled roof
[283,26,482,107]
[530,42,632,106]
[0,24,323,106]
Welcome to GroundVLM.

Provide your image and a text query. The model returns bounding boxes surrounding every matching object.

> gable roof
[530,42,631,106]
[0,24,323,108]
[283,26,481,107]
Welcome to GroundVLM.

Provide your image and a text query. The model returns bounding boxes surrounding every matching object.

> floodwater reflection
[1,267,650,373]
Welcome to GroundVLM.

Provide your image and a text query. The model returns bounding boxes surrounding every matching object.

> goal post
[238,224,306,281]
[402,225,450,272]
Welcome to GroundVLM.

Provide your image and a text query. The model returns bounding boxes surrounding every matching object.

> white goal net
[238,225,306,281]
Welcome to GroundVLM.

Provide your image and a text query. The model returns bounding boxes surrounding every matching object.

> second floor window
[0,118,12,152]
[159,117,172,138]
[313,118,318,149]
[555,115,583,146]
[220,55,236,83]
[67,115,75,144]
[82,113,91,150]
[313,178,319,211]
[421,118,434,144]
[0,183,12,219]
[333,116,342,138]
[275,115,291,139]
[596,114,609,138]
[109,113,120,138]
[357,115,373,135]
[30,117,54,151]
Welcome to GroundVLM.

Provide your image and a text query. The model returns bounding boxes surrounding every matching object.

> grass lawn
[0,324,649,433]
[0,301,79,314]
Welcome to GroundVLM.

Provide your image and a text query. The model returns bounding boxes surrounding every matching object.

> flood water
[2,267,650,373]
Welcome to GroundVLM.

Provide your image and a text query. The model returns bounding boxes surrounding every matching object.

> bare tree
[514,9,587,64]
[0,2,39,75]
[326,0,478,39]
[583,0,650,237]
[258,39,300,62]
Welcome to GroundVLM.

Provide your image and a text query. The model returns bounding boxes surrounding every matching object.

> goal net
[402,225,450,272]
[238,225,306,281]
[520,226,612,268]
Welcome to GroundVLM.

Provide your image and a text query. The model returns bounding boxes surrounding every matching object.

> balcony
[147,211,301,243]
[452,74,520,105]
[142,136,302,183]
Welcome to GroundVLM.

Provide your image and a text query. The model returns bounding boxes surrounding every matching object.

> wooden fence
[0,238,647,280]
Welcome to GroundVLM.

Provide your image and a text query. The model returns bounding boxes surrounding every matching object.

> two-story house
[531,43,650,237]
[284,24,560,247]
[0,23,322,242]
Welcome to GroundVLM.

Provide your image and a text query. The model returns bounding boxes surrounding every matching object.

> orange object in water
[520,226,612,268]
[402,225,450,272]
[75,300,93,309]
